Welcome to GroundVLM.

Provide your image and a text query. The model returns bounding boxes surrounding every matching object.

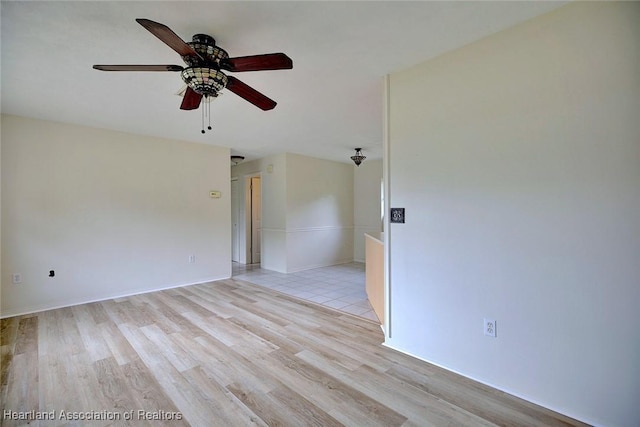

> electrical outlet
[484,318,497,337]
[12,273,22,284]
[189,255,196,263]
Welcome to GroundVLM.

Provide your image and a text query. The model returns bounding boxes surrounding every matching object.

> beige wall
[286,153,353,272]
[1,115,231,317]
[386,2,640,426]
[353,159,382,262]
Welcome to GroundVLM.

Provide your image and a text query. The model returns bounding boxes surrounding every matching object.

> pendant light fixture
[350,148,366,167]
[230,155,245,166]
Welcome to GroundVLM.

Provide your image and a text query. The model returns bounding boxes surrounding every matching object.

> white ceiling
[1,1,565,163]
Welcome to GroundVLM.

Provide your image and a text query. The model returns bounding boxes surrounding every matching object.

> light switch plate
[209,191,221,198]
[390,208,405,223]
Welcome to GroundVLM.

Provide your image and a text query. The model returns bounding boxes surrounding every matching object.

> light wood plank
[71,304,112,362]
[0,317,20,405]
[14,316,38,355]
[297,349,495,426]
[228,382,343,427]
[4,352,39,421]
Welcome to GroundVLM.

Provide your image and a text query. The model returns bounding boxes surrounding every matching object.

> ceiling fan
[93,19,293,113]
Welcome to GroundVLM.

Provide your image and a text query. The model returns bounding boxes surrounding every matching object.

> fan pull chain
[201,97,205,134]
[200,95,213,134]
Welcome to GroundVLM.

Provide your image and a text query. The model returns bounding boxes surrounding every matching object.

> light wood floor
[1,278,587,426]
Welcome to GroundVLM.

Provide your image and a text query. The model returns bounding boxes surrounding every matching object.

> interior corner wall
[386,2,640,427]
[232,153,354,273]
[231,153,287,272]
[1,115,232,317]
[353,159,383,262]
[285,153,354,273]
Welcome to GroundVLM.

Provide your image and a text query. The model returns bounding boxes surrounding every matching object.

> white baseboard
[0,275,230,319]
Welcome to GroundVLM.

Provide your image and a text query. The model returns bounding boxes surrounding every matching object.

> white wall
[286,153,353,272]
[353,159,383,262]
[232,153,354,273]
[1,115,231,317]
[386,3,640,427]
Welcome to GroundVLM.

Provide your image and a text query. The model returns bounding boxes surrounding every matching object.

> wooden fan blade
[180,87,203,110]
[93,65,184,72]
[226,76,277,111]
[222,53,293,73]
[136,18,203,61]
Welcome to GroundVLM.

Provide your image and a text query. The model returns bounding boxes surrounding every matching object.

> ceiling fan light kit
[93,19,293,133]
[181,67,228,97]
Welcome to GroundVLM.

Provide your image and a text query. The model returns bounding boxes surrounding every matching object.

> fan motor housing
[183,34,229,68]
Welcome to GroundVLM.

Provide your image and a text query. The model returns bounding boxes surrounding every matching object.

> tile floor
[232,262,379,322]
